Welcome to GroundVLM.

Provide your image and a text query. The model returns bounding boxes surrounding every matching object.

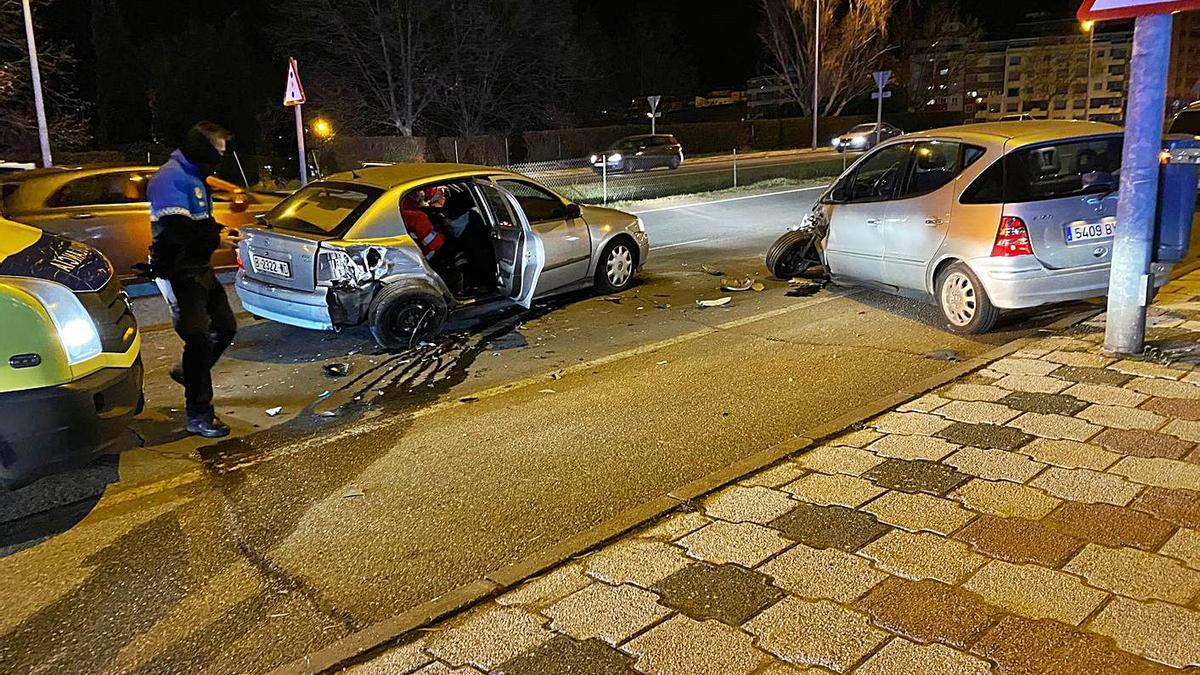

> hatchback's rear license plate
[1064,222,1114,243]
[251,255,291,278]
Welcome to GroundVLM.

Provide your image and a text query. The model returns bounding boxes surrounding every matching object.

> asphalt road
[524,149,855,204]
[0,186,1083,674]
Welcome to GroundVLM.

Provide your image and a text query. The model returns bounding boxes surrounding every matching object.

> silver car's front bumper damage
[969,256,1171,310]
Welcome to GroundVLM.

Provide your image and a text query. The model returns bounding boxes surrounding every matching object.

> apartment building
[911,31,1133,123]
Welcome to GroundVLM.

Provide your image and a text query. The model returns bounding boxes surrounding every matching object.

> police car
[0,216,143,487]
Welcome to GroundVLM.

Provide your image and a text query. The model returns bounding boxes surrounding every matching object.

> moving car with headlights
[0,165,280,280]
[0,216,142,487]
[832,122,903,153]
[768,121,1166,333]
[590,134,684,174]
[236,163,649,348]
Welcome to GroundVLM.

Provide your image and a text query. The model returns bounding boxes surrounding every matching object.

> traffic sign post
[1098,5,1183,354]
[284,57,309,186]
[871,70,892,146]
[647,95,661,135]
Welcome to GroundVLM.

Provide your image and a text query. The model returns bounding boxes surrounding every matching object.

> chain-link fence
[508,150,850,205]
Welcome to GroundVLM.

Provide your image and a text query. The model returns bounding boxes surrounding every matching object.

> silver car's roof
[901,120,1122,149]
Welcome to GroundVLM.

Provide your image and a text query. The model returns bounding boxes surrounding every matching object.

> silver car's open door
[476,181,545,309]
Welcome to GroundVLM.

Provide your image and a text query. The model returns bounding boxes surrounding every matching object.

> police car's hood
[0,217,113,292]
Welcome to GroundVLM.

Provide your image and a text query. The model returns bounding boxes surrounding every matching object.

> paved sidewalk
[346,275,1200,675]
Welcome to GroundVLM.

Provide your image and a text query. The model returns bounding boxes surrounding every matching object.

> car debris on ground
[696,297,733,308]
[700,265,724,277]
[265,406,283,416]
[785,280,825,297]
[923,350,962,362]
[324,363,352,378]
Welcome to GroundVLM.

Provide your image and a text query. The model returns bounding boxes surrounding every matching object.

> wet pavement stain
[0,513,192,673]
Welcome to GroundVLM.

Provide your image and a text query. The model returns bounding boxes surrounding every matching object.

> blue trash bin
[1154,135,1200,264]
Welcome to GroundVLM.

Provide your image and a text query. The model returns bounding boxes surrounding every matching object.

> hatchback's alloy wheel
[941,271,977,327]
[606,244,634,288]
[936,262,999,334]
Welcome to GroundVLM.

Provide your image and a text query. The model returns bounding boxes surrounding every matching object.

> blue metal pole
[1104,13,1173,355]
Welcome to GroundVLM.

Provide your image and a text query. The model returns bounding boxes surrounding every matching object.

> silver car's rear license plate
[251,255,291,278]
[1064,222,1114,243]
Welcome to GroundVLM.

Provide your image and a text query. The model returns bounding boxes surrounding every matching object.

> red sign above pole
[1079,0,1200,21]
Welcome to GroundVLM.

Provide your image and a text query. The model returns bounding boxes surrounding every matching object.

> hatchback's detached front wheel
[937,262,999,334]
[766,229,819,280]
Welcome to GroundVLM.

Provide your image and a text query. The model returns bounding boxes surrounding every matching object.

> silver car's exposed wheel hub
[607,245,633,288]
[941,272,977,327]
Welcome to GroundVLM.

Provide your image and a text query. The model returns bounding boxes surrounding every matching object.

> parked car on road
[831,123,903,153]
[236,163,649,348]
[0,216,142,488]
[767,121,1169,333]
[0,166,281,280]
[1169,101,1200,136]
[590,134,684,174]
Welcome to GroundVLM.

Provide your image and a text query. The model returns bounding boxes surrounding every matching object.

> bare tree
[760,0,897,117]
[0,0,88,155]
[433,0,575,138]
[280,0,438,136]
[897,0,983,112]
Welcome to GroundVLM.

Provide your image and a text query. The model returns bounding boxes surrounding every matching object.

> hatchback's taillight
[991,216,1033,257]
[236,248,244,270]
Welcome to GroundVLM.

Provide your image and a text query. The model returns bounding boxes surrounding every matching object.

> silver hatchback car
[773,121,1170,333]
[235,163,649,348]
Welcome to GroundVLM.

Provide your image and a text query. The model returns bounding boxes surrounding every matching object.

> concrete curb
[269,307,1100,675]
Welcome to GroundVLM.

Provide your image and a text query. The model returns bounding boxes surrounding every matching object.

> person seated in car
[402,188,464,293]
[422,186,495,295]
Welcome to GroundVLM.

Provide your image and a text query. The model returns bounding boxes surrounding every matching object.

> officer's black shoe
[186,416,231,438]
[169,365,186,387]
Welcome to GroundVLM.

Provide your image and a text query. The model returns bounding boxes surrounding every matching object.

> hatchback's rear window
[264,182,382,236]
[960,135,1122,204]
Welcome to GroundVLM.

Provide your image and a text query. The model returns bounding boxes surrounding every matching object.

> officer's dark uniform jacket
[147,149,223,276]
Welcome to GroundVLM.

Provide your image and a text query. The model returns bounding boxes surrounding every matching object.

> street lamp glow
[312,117,334,139]
[1081,20,1095,32]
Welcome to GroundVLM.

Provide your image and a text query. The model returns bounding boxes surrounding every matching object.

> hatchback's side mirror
[566,203,583,219]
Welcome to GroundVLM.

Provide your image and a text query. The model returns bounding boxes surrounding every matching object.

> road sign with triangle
[1079,0,1200,20]
[284,57,306,107]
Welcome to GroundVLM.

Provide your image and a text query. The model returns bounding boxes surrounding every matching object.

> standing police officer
[146,122,238,438]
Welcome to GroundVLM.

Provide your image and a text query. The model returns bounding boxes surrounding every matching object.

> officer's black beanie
[181,122,230,167]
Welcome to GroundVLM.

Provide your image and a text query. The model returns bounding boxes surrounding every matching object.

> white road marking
[632,185,829,215]
[652,238,710,251]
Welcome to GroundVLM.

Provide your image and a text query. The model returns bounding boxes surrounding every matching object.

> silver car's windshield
[264,182,382,236]
[849,124,877,133]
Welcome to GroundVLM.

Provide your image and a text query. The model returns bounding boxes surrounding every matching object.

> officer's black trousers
[158,269,237,419]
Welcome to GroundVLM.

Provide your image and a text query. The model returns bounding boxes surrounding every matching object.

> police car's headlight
[11,278,102,365]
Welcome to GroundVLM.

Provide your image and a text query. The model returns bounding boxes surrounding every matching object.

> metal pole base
[1102,13,1172,355]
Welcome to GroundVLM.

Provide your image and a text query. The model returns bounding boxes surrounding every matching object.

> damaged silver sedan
[234,164,649,348]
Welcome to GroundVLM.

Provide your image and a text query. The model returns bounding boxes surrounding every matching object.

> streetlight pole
[21,0,53,168]
[811,0,821,150]
[1082,20,1095,121]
